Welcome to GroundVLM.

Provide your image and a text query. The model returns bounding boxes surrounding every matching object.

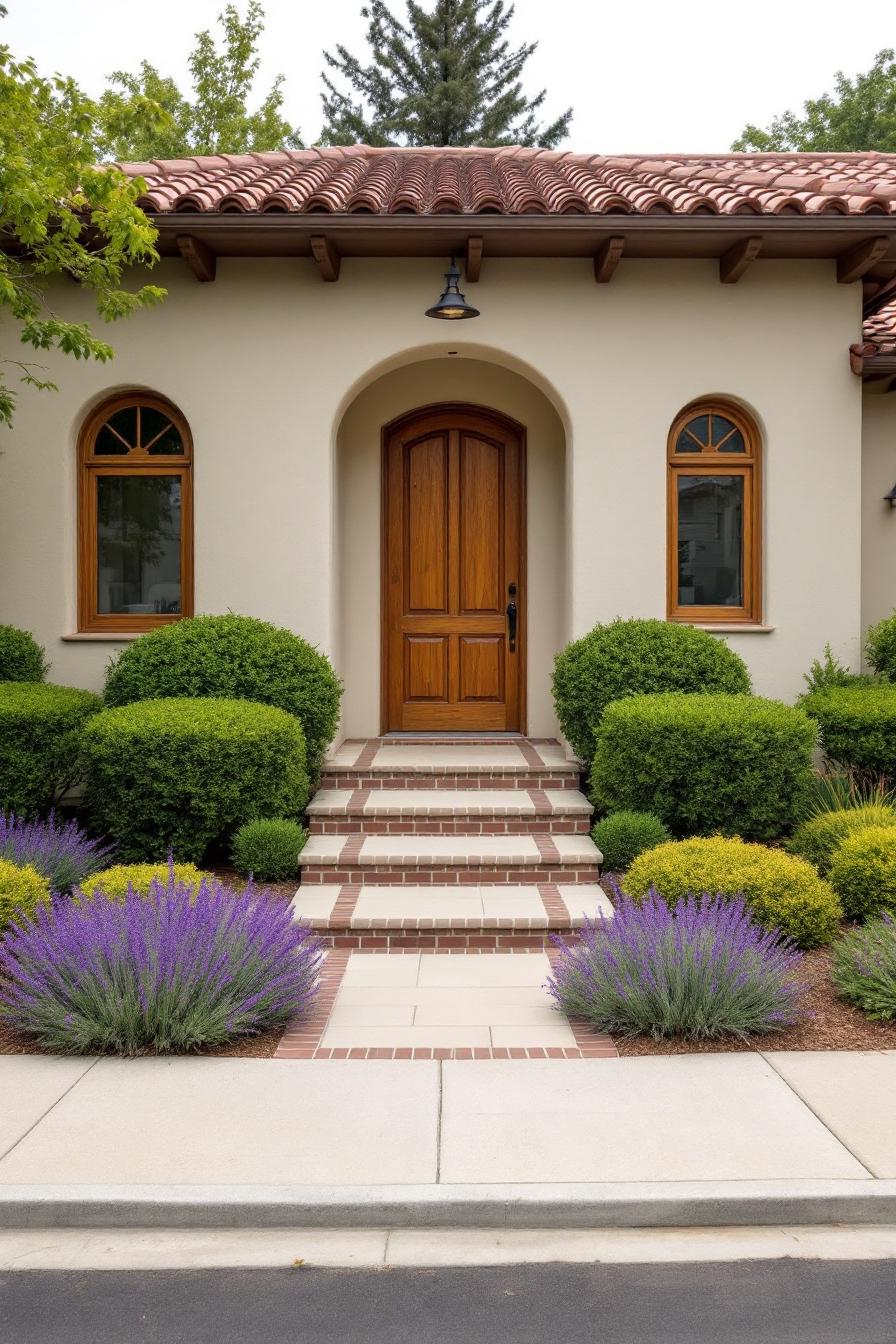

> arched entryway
[382,403,525,732]
[335,354,567,739]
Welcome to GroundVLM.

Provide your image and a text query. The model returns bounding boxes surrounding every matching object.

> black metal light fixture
[425,257,480,320]
[885,483,896,508]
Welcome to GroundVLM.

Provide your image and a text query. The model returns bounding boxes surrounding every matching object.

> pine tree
[320,0,572,148]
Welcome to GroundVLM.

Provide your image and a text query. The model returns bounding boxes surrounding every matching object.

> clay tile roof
[863,302,896,355]
[119,146,896,218]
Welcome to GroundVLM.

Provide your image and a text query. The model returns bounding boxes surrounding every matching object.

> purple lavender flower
[832,913,896,1021]
[547,884,807,1041]
[0,812,113,894]
[0,871,324,1055]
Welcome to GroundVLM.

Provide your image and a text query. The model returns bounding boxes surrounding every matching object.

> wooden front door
[383,404,525,732]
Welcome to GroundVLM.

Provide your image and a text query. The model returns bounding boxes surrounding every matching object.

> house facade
[3,146,896,740]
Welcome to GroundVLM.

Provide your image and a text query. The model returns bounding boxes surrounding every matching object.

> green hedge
[865,614,896,680]
[625,836,842,948]
[552,618,750,763]
[0,683,102,817]
[802,685,896,777]
[592,810,670,873]
[591,692,816,841]
[103,614,342,779]
[231,818,309,882]
[83,697,310,863]
[828,827,896,922]
[787,804,896,875]
[0,625,47,682]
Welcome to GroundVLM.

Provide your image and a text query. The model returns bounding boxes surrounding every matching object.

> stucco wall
[861,389,896,648]
[0,255,861,733]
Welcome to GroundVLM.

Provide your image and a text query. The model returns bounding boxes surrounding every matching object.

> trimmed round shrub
[548,892,807,1041]
[231,819,308,882]
[832,914,896,1020]
[624,836,842,948]
[0,625,47,682]
[591,693,816,842]
[787,805,896,875]
[593,810,670,873]
[82,697,310,864]
[0,683,102,817]
[0,871,324,1055]
[828,827,896,922]
[802,685,896,778]
[0,812,113,893]
[0,857,51,932]
[865,613,896,680]
[552,618,750,763]
[79,862,208,902]
[103,614,342,779]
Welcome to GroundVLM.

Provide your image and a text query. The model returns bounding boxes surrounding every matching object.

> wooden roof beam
[837,235,889,284]
[465,235,483,282]
[176,233,216,282]
[593,235,625,283]
[310,234,340,281]
[719,236,762,284]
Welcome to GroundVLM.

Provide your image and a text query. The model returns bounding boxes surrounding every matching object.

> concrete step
[290,882,614,949]
[307,788,593,835]
[298,833,602,886]
[321,739,582,791]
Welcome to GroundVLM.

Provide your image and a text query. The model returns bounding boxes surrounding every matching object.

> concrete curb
[3,1181,896,1230]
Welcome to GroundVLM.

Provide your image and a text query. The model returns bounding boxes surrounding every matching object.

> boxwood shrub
[591,693,816,841]
[79,862,209,902]
[0,683,102,817]
[787,804,896,875]
[592,810,670,873]
[828,827,896,922]
[231,818,309,882]
[83,697,310,863]
[552,618,751,763]
[802,685,896,778]
[625,836,842,948]
[103,614,342,779]
[865,613,896,680]
[0,857,51,932]
[0,625,47,682]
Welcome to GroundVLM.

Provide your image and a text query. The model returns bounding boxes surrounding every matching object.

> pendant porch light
[425,257,480,320]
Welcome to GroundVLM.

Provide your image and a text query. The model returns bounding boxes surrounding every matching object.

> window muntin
[667,401,760,624]
[78,394,193,632]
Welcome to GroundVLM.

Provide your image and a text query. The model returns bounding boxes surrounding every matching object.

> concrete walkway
[1,1051,896,1228]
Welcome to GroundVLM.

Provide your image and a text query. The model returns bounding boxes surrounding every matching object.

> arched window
[667,399,761,624]
[78,393,193,632]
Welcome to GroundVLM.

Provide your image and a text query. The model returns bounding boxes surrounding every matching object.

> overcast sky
[5,0,895,152]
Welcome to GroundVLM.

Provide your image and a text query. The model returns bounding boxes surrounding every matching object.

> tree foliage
[321,0,571,148]
[0,33,164,426]
[733,48,896,152]
[97,2,303,161]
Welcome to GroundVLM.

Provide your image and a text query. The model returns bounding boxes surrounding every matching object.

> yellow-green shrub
[787,805,896,874]
[828,827,896,922]
[79,862,208,903]
[0,857,51,930]
[625,836,842,948]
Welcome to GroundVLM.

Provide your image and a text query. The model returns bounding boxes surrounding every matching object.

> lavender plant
[0,812,113,893]
[547,887,807,1041]
[0,870,324,1055]
[832,914,896,1021]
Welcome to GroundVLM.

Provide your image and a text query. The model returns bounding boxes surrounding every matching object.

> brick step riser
[323,931,580,950]
[300,865,601,885]
[319,772,581,792]
[308,817,591,836]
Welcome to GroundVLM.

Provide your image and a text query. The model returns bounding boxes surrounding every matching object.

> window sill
[62,632,144,642]
[681,623,776,634]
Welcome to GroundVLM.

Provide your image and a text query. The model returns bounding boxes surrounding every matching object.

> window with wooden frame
[78,393,193,633]
[667,399,761,624]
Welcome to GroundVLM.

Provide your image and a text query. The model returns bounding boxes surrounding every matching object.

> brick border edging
[274,946,618,1061]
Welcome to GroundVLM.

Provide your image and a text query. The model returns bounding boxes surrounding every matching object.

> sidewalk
[2,1052,896,1229]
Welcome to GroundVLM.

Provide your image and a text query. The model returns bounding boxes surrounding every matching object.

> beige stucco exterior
[861,387,896,651]
[0,254,870,736]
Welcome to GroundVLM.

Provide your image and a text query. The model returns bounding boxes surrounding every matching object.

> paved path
[4,1261,896,1343]
[1,1051,895,1187]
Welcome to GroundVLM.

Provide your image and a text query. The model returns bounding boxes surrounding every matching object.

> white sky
[4,0,895,152]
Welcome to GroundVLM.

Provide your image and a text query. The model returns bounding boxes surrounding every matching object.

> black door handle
[506,582,518,652]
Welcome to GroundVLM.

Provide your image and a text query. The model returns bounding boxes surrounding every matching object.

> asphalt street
[3,1259,896,1343]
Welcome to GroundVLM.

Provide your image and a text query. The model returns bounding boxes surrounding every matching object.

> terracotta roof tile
[122,146,896,218]
[863,302,896,355]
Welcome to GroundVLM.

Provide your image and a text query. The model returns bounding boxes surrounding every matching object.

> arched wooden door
[382,404,526,732]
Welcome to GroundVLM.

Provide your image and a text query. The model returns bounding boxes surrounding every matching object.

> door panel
[383,406,525,732]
